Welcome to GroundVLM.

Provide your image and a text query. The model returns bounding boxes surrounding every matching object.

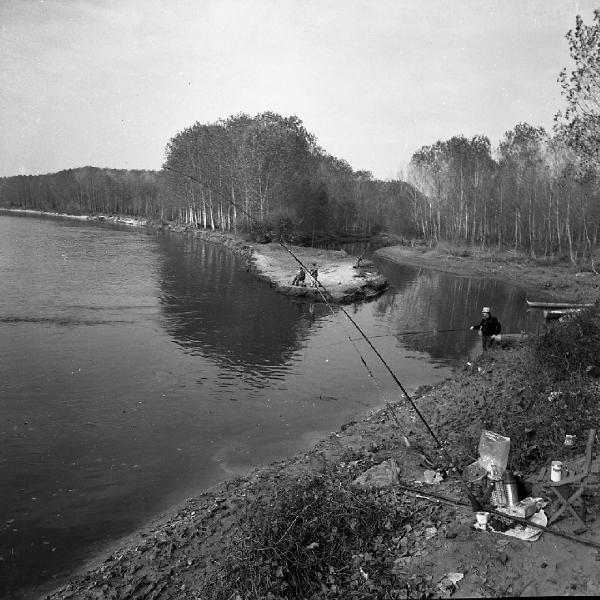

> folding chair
[548,429,596,531]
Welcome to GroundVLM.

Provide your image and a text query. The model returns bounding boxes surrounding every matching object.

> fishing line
[164,166,483,510]
[394,327,467,337]
[313,328,469,352]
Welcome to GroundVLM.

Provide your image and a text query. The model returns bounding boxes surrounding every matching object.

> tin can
[550,460,562,482]
[503,471,519,506]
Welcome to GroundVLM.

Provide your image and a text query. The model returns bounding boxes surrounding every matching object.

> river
[0,213,546,599]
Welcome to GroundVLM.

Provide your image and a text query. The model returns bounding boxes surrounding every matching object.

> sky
[0,0,597,180]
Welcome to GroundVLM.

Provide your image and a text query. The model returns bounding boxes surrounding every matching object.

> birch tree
[556,9,600,172]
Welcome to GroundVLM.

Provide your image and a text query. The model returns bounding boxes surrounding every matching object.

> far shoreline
[2,207,598,304]
[0,207,389,304]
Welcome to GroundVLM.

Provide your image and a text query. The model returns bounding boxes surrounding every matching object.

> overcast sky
[0,0,597,179]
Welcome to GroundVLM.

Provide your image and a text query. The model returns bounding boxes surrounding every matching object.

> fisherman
[470,306,501,351]
[309,263,319,287]
[291,267,306,286]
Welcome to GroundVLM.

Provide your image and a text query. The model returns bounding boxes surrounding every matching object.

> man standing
[309,263,319,287]
[470,306,501,351]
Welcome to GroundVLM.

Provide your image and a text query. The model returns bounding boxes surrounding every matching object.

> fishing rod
[164,165,483,510]
[395,482,600,550]
[396,327,468,336]
[350,328,468,342]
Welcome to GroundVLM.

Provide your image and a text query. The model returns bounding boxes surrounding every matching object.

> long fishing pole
[395,482,600,550]
[395,327,468,336]
[349,328,468,343]
[164,166,483,510]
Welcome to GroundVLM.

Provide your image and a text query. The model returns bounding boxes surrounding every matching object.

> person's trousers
[482,335,494,351]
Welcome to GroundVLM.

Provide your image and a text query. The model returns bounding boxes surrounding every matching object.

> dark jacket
[474,315,501,337]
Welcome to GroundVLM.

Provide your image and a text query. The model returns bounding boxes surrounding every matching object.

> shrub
[249,219,274,243]
[200,471,434,599]
[531,303,600,380]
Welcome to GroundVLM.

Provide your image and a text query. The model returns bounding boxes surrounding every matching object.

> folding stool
[548,428,597,531]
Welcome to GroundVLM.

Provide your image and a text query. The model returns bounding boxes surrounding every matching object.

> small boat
[493,332,529,342]
[527,300,593,309]
[491,333,530,347]
[543,308,583,320]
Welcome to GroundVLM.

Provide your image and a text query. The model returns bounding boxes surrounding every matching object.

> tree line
[1,11,597,261]
[407,124,599,262]
[0,167,162,218]
[408,10,599,263]
[160,111,417,244]
[0,114,418,245]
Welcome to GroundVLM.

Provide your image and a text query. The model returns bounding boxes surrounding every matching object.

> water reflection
[372,257,547,361]
[155,233,547,379]
[155,234,329,376]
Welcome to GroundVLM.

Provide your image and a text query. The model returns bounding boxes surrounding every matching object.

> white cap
[482,306,491,313]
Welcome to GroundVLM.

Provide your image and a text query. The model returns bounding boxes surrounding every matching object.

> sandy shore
[250,243,388,303]
[0,208,150,227]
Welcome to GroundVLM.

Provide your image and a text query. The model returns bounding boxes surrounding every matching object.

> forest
[1,11,598,261]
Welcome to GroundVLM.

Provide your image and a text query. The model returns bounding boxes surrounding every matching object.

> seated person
[291,268,306,286]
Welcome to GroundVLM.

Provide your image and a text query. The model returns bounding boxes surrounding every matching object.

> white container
[564,434,576,446]
[550,460,563,482]
[475,511,490,526]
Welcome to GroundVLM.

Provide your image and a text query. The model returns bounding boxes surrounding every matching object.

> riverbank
[38,241,600,599]
[377,243,600,304]
[0,208,150,227]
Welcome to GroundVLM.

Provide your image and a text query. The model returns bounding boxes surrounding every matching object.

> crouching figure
[291,268,306,286]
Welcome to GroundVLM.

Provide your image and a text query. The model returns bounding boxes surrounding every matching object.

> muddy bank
[377,244,600,303]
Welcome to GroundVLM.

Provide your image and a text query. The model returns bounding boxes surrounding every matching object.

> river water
[0,213,546,598]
